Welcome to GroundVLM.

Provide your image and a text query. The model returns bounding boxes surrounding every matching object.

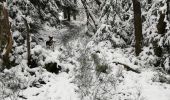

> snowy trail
[38,21,88,47]
[21,73,79,100]
[34,21,170,100]
[21,21,87,100]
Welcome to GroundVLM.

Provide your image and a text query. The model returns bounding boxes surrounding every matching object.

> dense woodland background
[0,0,170,100]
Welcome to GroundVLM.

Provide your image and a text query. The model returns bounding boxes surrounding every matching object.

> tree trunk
[64,8,67,19]
[167,0,170,21]
[73,0,77,20]
[154,10,167,57]
[0,3,13,68]
[67,8,71,21]
[132,0,143,56]
[0,4,2,49]
[64,8,71,21]
[23,17,31,67]
[157,12,166,35]
[81,0,97,31]
[167,0,170,55]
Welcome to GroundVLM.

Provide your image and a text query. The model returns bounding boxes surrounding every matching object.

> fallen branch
[112,61,141,73]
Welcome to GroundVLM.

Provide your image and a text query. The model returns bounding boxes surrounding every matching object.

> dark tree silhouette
[73,0,77,20]
[167,0,170,21]
[132,0,143,56]
[0,0,5,2]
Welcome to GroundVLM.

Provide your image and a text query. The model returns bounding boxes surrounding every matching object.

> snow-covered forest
[0,0,170,100]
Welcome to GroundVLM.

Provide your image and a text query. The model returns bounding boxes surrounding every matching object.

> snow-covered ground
[20,21,170,100]
[1,21,170,100]
[21,72,79,100]
[118,70,170,100]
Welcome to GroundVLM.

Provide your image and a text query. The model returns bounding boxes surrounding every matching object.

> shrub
[0,70,25,100]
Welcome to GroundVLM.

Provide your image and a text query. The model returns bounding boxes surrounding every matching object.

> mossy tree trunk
[132,0,143,56]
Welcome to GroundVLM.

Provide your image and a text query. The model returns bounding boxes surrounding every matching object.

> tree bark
[157,12,166,35]
[67,8,71,21]
[73,0,77,20]
[132,0,143,56]
[167,0,170,21]
[23,17,31,67]
[0,4,2,49]
[154,10,167,57]
[0,3,13,68]
[64,8,67,19]
[81,0,97,31]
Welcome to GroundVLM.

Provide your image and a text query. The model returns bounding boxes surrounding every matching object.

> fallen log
[112,61,141,74]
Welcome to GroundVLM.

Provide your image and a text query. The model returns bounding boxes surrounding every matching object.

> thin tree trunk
[132,0,143,56]
[167,0,170,21]
[157,12,166,35]
[67,8,71,21]
[154,10,167,57]
[64,8,67,19]
[0,0,3,50]
[73,0,77,20]
[23,17,31,67]
[81,0,97,31]
[167,0,170,54]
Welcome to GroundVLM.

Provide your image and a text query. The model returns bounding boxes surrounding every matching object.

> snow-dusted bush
[0,69,26,100]
[74,40,123,100]
[141,0,170,71]
[8,0,60,29]
[90,0,170,72]
[74,52,95,99]
[93,24,126,47]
